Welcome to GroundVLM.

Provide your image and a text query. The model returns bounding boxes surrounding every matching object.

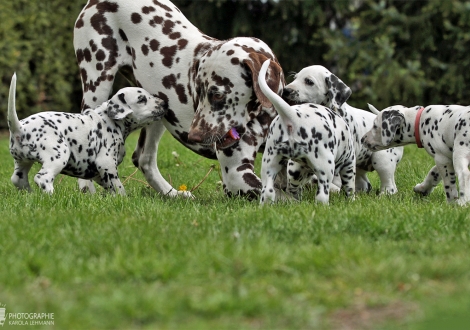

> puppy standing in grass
[258,60,356,204]
[282,65,404,194]
[7,73,166,195]
[362,104,470,205]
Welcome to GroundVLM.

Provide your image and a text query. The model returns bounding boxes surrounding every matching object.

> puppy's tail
[367,103,380,115]
[258,60,296,129]
[7,73,21,134]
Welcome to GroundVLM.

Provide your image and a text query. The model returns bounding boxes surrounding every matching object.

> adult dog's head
[187,37,284,150]
[282,65,351,112]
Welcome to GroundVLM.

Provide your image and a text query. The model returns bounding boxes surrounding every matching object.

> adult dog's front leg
[217,137,262,199]
[132,122,194,198]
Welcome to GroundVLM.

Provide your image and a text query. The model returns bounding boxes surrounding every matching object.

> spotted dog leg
[132,122,193,198]
[338,159,356,200]
[435,158,459,203]
[286,160,313,200]
[32,144,72,194]
[372,149,402,194]
[354,169,371,193]
[78,178,96,194]
[11,160,34,192]
[218,134,265,200]
[413,165,441,196]
[311,174,341,193]
[95,168,126,195]
[331,174,343,193]
[33,162,65,194]
[453,147,470,205]
[376,167,398,194]
[260,146,285,205]
[308,155,335,205]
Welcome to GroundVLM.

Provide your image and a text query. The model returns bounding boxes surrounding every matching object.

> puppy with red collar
[362,103,470,205]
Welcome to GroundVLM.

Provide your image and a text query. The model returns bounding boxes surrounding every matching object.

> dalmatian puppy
[362,103,470,205]
[7,73,166,195]
[258,60,356,204]
[282,65,404,194]
[74,0,284,199]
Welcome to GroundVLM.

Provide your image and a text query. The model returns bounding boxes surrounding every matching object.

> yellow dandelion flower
[178,184,187,191]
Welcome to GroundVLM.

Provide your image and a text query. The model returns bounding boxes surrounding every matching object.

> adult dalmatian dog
[282,65,404,194]
[362,104,470,205]
[74,0,284,198]
[7,73,166,195]
[258,60,356,205]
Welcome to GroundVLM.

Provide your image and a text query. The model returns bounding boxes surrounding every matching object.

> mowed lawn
[0,130,470,329]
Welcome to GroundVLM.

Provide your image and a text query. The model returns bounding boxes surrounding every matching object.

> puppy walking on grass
[258,60,356,205]
[282,65,404,194]
[362,104,470,205]
[7,73,166,195]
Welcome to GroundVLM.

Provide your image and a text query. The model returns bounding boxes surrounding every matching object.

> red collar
[414,107,425,148]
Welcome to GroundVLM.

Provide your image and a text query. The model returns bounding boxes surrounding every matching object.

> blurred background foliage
[1,0,470,128]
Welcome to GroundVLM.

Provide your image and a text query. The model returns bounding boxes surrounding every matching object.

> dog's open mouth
[216,127,242,150]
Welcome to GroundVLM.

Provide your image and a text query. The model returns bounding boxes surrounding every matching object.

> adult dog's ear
[381,110,405,146]
[243,53,285,109]
[107,101,133,120]
[325,74,351,112]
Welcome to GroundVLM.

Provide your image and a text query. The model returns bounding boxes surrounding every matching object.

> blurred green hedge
[1,0,470,129]
[0,1,84,127]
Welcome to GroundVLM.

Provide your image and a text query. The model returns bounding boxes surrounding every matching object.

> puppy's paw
[413,183,434,196]
[330,183,341,193]
[379,186,397,195]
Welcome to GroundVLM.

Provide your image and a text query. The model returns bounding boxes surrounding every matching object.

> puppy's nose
[188,129,203,143]
[282,88,294,98]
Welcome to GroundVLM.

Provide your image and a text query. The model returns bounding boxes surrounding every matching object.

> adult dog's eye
[211,92,225,102]
[137,95,147,104]
[305,78,314,86]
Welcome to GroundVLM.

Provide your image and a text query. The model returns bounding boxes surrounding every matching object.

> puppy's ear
[107,102,133,120]
[243,53,285,109]
[325,74,351,112]
[381,110,404,146]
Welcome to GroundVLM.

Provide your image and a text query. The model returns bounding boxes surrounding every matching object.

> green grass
[1,131,470,329]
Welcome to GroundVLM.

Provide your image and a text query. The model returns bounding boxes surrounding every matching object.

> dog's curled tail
[8,73,21,134]
[258,60,296,128]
